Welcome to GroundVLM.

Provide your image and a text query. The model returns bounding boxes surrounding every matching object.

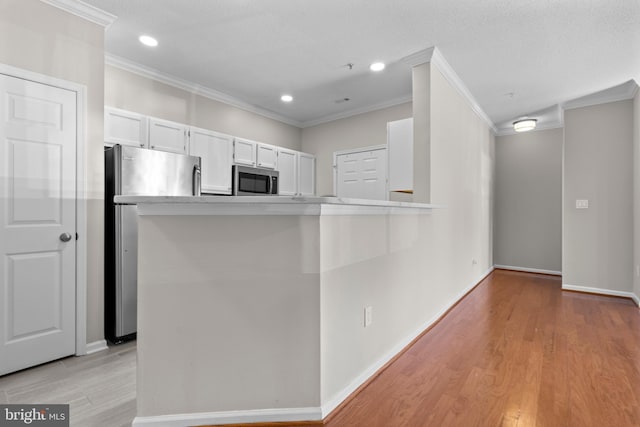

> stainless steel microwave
[232,165,279,196]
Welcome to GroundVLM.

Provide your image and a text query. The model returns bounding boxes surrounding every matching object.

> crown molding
[105,54,303,128]
[562,79,639,111]
[39,0,117,28]
[300,95,413,128]
[429,48,497,133]
[400,47,435,67]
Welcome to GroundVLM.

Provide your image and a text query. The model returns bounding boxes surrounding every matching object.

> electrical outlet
[364,306,373,327]
[576,199,589,209]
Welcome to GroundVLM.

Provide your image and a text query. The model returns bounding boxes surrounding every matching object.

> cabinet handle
[140,143,144,148]
[151,145,155,149]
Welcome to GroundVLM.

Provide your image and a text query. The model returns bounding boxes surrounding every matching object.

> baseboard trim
[562,284,638,304]
[494,265,562,276]
[631,293,640,307]
[84,340,108,355]
[321,266,495,420]
[132,407,322,427]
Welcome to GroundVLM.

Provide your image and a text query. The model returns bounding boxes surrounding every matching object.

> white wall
[105,65,302,150]
[634,90,640,301]
[301,103,412,196]
[494,129,563,273]
[428,64,495,292]
[564,100,634,293]
[305,63,495,407]
[0,0,105,343]
[412,63,431,203]
[137,215,322,417]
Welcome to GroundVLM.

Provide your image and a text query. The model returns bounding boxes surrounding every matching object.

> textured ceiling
[83,0,640,130]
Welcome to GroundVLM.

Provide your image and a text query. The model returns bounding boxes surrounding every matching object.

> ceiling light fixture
[139,35,158,47]
[513,118,537,132]
[281,94,293,103]
[370,62,385,72]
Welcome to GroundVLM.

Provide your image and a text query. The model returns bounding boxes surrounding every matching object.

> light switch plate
[576,199,589,209]
[364,306,373,327]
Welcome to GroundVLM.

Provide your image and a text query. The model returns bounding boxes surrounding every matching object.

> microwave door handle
[267,175,272,195]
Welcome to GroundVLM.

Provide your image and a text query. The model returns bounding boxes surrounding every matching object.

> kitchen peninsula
[120,195,437,427]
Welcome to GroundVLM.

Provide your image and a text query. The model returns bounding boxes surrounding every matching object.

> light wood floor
[0,340,136,427]
[2,270,639,427]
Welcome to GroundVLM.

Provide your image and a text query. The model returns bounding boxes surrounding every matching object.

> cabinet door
[148,118,188,154]
[298,153,315,196]
[233,138,256,166]
[189,127,233,195]
[276,148,298,196]
[104,107,148,148]
[257,143,277,169]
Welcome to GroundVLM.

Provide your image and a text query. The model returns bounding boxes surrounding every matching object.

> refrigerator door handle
[193,165,201,196]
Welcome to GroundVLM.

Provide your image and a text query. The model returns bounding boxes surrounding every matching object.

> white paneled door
[0,74,77,375]
[335,147,387,200]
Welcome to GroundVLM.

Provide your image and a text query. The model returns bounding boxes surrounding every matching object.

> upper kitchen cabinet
[189,127,233,195]
[276,149,315,196]
[276,148,298,196]
[298,152,315,196]
[233,137,256,166]
[256,143,277,169]
[104,107,148,148]
[148,117,188,154]
[387,118,413,194]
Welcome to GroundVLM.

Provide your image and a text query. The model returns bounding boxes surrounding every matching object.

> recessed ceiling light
[139,35,158,47]
[370,62,385,72]
[513,118,537,132]
[281,94,293,102]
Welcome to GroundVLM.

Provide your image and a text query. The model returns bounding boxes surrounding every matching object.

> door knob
[59,232,73,242]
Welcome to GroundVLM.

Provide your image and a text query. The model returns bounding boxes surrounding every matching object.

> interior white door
[0,74,77,376]
[336,148,387,200]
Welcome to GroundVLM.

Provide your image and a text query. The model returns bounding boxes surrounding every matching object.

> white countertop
[114,195,436,216]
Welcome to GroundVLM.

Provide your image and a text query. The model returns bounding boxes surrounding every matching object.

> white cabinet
[189,127,233,195]
[276,149,315,196]
[277,148,298,196]
[233,138,256,166]
[148,117,188,154]
[256,143,277,169]
[298,153,315,196]
[102,107,314,196]
[387,118,413,193]
[104,107,148,148]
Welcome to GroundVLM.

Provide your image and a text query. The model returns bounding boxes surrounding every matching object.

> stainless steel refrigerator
[105,144,201,343]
